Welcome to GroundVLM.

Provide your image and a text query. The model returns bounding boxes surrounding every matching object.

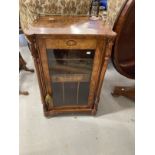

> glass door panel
[46,49,95,107]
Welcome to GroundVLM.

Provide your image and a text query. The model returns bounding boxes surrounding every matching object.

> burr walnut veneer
[23,16,116,116]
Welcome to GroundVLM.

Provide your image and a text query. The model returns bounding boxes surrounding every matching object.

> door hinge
[45,94,53,109]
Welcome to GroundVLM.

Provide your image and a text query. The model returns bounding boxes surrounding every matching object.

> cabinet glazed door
[38,38,102,108]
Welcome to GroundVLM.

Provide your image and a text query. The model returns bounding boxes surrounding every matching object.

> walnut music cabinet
[24,16,116,116]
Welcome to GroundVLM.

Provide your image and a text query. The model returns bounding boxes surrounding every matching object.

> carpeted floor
[19,34,135,155]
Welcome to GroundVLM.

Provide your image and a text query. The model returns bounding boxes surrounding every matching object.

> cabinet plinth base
[43,105,96,117]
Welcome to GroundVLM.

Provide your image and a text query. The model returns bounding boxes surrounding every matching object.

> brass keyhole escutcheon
[45,94,53,109]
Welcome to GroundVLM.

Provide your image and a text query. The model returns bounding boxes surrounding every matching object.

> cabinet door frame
[37,36,104,109]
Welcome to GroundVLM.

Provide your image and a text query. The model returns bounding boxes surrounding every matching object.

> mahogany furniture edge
[112,0,135,79]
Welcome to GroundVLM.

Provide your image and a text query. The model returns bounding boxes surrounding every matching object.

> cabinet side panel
[88,39,105,108]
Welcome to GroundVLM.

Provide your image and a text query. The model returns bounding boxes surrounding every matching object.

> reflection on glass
[47,49,94,106]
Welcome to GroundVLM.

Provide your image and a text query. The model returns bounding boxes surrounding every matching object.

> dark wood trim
[112,86,135,101]
[112,0,135,79]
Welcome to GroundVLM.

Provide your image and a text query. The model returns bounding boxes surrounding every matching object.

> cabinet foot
[91,103,98,116]
[91,109,97,115]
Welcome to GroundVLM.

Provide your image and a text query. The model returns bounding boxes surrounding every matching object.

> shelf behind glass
[47,49,95,106]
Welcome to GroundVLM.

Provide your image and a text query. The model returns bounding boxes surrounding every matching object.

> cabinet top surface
[23,16,116,37]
